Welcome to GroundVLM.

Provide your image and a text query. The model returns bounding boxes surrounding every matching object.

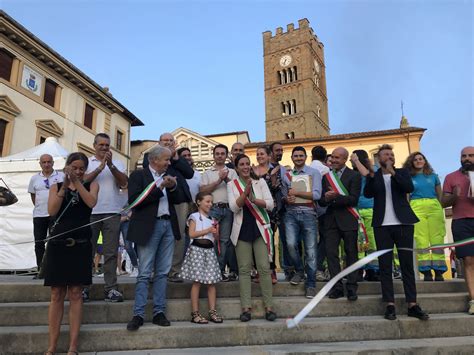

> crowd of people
[27,133,474,355]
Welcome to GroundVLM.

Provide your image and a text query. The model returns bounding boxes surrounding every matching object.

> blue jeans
[121,220,138,267]
[210,206,237,274]
[284,209,318,288]
[133,219,175,318]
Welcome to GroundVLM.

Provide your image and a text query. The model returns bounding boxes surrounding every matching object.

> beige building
[0,11,143,169]
[131,128,250,171]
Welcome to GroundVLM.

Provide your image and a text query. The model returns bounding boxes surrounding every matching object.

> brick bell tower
[263,19,330,141]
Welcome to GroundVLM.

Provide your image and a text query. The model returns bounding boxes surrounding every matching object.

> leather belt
[49,238,89,247]
[156,215,171,220]
[213,203,229,209]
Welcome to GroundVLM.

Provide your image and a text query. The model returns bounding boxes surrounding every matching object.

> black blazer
[364,168,419,227]
[319,168,361,231]
[127,167,180,245]
[143,153,194,205]
[166,157,194,204]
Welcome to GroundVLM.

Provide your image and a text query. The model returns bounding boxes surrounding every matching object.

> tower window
[317,105,321,117]
[277,66,298,85]
[281,99,297,116]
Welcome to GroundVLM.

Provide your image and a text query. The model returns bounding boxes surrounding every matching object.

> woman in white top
[227,154,276,322]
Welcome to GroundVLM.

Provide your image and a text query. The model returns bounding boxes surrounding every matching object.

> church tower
[263,19,329,141]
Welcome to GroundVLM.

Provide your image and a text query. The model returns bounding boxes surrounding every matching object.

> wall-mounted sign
[21,65,43,96]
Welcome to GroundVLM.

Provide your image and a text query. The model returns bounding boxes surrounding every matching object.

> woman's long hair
[402,151,434,176]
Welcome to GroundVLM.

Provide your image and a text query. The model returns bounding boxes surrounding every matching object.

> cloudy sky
[3,0,472,178]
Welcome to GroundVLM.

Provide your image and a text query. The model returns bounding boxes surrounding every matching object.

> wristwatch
[109,164,116,170]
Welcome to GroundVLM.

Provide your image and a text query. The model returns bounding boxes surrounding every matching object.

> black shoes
[153,312,171,326]
[347,290,358,301]
[265,310,277,322]
[422,271,433,282]
[434,271,444,282]
[328,289,344,299]
[127,315,144,331]
[408,305,429,320]
[240,311,252,322]
[384,305,397,320]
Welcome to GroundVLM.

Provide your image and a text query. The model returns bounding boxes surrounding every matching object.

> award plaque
[291,174,313,204]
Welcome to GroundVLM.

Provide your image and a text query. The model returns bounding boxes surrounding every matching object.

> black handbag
[0,178,18,206]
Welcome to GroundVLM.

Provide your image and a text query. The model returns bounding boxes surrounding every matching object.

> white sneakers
[468,300,474,315]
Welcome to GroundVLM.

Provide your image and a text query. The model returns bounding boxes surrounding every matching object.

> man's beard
[461,161,474,172]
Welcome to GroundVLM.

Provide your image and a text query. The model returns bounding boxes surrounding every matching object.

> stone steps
[1,313,473,353]
[80,336,474,355]
[0,293,468,326]
[0,277,467,302]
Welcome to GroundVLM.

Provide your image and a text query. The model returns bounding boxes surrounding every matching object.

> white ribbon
[286,249,392,329]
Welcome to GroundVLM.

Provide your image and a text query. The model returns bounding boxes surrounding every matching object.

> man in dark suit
[320,147,361,301]
[364,144,429,321]
[126,146,179,331]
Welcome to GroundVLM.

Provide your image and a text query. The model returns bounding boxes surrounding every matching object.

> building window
[0,49,14,82]
[281,99,297,116]
[84,103,94,129]
[317,105,321,117]
[285,131,295,139]
[278,66,298,85]
[0,119,7,156]
[43,79,58,107]
[116,130,124,151]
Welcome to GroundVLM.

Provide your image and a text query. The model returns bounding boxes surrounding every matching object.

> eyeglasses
[44,179,50,189]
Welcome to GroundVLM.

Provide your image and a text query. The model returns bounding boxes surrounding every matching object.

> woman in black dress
[44,152,99,355]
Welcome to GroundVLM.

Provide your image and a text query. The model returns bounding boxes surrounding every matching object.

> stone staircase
[0,275,472,354]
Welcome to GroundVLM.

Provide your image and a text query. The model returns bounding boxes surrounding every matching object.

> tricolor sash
[233,178,274,260]
[325,171,369,251]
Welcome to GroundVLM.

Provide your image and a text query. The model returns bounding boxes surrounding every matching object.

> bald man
[443,146,474,315]
[28,154,64,278]
[319,147,362,301]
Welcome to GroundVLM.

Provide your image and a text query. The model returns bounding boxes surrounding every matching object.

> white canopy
[0,137,69,270]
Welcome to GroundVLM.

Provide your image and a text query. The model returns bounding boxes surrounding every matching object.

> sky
[2,0,473,178]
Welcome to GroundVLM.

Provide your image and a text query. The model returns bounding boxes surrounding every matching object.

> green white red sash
[123,181,157,212]
[325,171,369,251]
[233,178,274,260]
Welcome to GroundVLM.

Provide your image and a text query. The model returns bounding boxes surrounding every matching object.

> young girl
[180,192,223,324]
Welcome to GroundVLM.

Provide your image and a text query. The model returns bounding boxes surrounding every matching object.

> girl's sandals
[191,311,208,324]
[240,309,252,322]
[208,309,223,323]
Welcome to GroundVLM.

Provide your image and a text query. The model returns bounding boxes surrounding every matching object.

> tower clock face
[314,59,320,73]
[280,55,292,67]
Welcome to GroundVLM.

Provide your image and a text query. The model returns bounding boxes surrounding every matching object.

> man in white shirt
[310,145,330,176]
[28,154,64,278]
[85,133,128,302]
[200,144,238,281]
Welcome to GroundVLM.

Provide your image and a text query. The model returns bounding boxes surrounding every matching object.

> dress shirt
[149,166,170,217]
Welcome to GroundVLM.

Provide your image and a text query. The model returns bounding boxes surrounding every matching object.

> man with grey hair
[157,133,194,282]
[126,145,180,330]
[84,133,128,302]
[28,153,64,278]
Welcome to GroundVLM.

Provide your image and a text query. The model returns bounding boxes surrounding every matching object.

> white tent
[0,137,68,271]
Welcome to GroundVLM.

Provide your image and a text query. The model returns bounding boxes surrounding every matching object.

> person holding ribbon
[319,147,362,301]
[44,152,99,355]
[227,154,276,322]
[403,152,447,281]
